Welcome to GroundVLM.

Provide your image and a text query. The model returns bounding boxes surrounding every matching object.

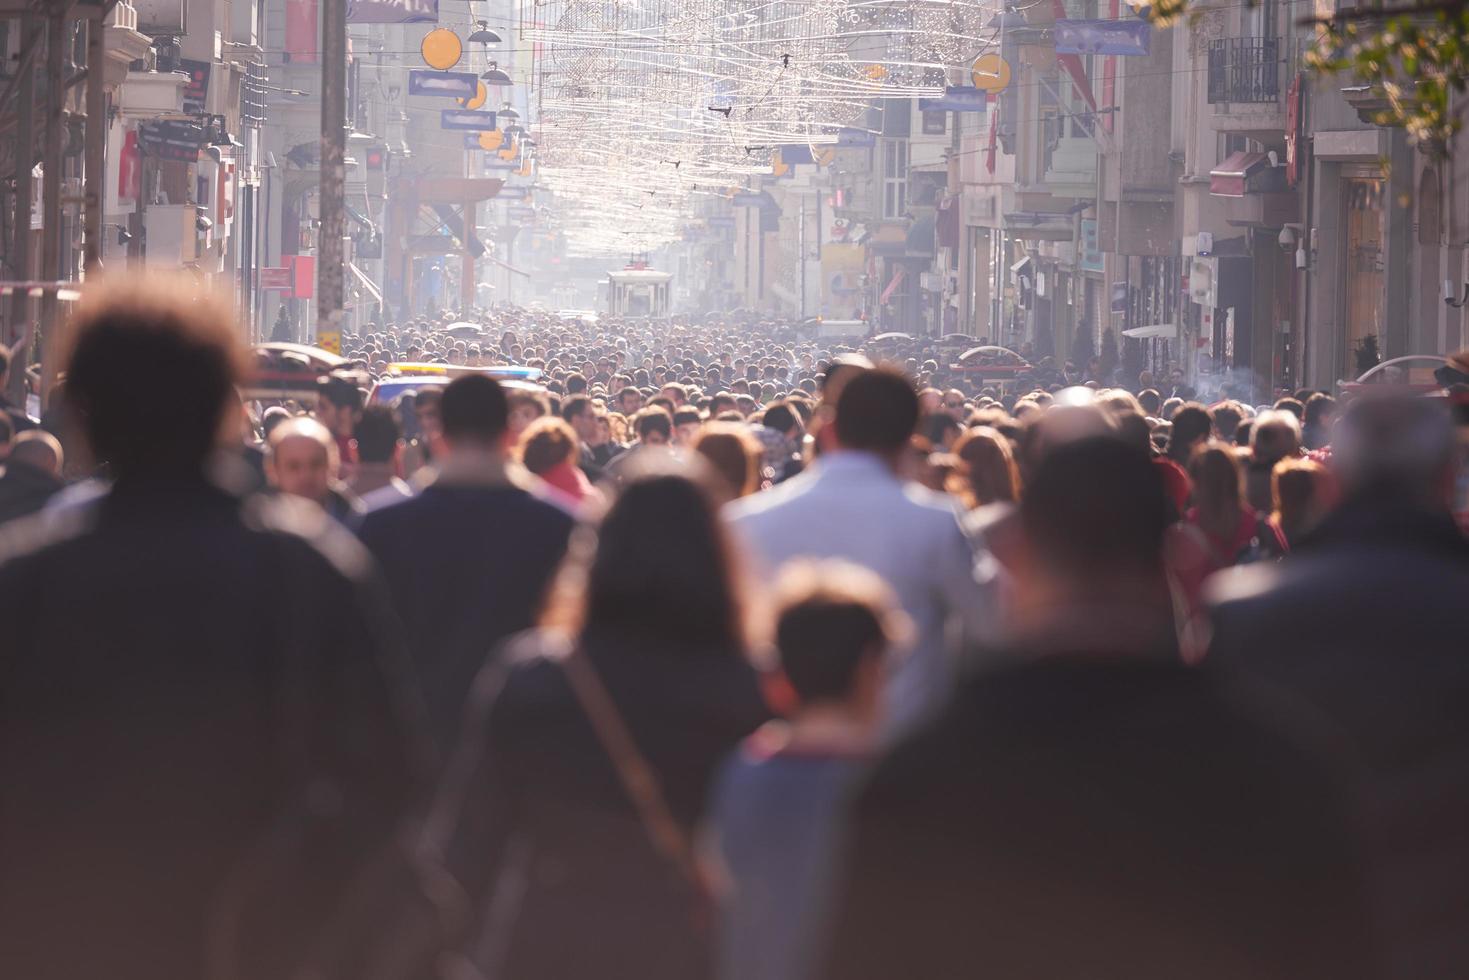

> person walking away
[708,560,905,980]
[520,416,603,510]
[0,278,427,980]
[357,374,575,756]
[821,437,1373,980]
[727,367,999,732]
[426,468,767,980]
[350,404,413,509]
[1155,401,1210,516]
[1208,396,1469,980]
[0,429,65,525]
[1267,457,1336,550]
[1245,408,1302,513]
[266,416,364,522]
[693,422,764,504]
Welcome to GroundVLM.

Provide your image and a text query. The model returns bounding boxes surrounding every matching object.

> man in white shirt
[727,366,1001,731]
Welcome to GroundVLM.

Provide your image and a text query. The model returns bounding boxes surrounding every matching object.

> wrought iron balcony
[1207,37,1280,105]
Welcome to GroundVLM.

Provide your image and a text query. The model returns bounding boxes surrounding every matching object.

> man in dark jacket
[823,438,1371,980]
[0,429,64,524]
[1209,395,1469,980]
[0,280,427,980]
[358,374,575,755]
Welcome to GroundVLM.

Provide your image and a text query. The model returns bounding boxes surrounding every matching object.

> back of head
[770,560,904,705]
[1169,403,1212,457]
[1189,443,1244,522]
[261,406,292,441]
[65,276,244,479]
[440,374,508,445]
[1331,395,1456,508]
[580,471,741,651]
[1272,458,1328,526]
[692,423,762,499]
[762,401,802,437]
[834,367,918,454]
[9,430,63,476]
[1212,401,1243,441]
[520,417,577,475]
[1022,437,1167,585]
[354,404,401,464]
[1250,409,1301,464]
[952,426,1019,506]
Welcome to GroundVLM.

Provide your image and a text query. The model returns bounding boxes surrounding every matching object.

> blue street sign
[410,70,479,98]
[441,109,498,131]
[918,86,990,112]
[1054,19,1152,56]
[347,0,436,23]
[778,144,814,165]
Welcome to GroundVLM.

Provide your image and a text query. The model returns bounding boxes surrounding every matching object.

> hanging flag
[985,106,998,175]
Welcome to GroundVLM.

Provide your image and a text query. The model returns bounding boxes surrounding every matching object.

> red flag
[986,107,998,175]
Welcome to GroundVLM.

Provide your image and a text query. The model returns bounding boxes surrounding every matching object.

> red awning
[1209,151,1270,197]
[879,269,906,305]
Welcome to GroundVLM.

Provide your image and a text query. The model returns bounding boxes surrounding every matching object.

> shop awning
[1122,323,1178,339]
[1210,151,1270,198]
[879,268,907,304]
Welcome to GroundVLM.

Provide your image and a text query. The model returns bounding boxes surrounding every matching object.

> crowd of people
[2,280,1469,980]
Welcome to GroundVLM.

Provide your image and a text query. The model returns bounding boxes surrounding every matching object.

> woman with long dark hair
[427,462,767,980]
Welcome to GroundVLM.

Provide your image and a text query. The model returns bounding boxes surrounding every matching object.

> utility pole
[317,0,347,352]
[83,9,106,275]
[39,12,64,402]
[7,16,36,407]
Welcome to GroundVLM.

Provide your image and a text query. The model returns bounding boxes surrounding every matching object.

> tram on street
[604,258,674,318]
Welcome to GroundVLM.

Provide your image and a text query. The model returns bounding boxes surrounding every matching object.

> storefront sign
[138,119,206,162]
[347,0,437,22]
[1079,218,1103,273]
[179,59,211,114]
[1054,19,1151,56]
[410,70,478,98]
[441,109,498,131]
[918,86,990,113]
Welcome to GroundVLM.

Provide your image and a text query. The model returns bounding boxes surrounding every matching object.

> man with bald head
[267,416,362,521]
[0,429,64,525]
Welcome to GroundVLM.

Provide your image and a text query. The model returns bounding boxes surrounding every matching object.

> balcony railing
[1207,37,1280,105]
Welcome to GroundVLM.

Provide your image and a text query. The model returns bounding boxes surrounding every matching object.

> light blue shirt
[726,451,1002,731]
